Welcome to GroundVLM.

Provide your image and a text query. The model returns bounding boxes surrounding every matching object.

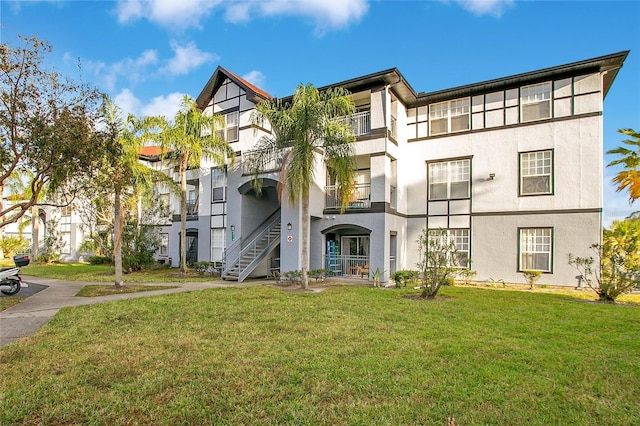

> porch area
[323,255,370,279]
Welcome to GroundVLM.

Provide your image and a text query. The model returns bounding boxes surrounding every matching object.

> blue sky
[2,0,639,225]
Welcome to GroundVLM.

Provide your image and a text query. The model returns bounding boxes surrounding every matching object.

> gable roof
[196,66,272,110]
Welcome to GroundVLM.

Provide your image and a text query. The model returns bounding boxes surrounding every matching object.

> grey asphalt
[0,276,259,347]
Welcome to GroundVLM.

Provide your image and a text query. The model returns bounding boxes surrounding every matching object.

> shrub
[522,270,542,290]
[308,269,329,282]
[87,256,112,265]
[391,270,419,288]
[417,229,460,299]
[192,262,220,276]
[121,223,159,272]
[280,270,302,283]
[456,268,478,285]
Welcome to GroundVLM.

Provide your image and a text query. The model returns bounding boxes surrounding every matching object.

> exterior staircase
[221,211,281,282]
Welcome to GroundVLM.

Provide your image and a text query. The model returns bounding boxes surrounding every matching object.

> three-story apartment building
[146,51,628,286]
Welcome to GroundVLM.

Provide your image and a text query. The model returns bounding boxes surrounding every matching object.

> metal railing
[323,255,369,278]
[242,147,290,175]
[325,183,371,209]
[186,200,198,215]
[336,110,371,137]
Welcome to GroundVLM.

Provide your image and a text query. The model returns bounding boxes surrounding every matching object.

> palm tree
[607,128,640,203]
[98,96,158,287]
[249,84,357,289]
[152,96,234,276]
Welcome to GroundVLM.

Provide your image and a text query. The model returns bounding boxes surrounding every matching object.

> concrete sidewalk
[0,276,252,347]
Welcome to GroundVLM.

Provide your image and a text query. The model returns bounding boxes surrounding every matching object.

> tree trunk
[180,157,188,277]
[31,205,39,259]
[301,192,310,289]
[113,189,124,288]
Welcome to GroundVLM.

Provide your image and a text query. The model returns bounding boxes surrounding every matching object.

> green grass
[0,296,26,311]
[1,286,639,425]
[76,284,179,297]
[21,262,218,283]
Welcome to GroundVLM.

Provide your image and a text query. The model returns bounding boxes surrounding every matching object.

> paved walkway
[0,276,261,347]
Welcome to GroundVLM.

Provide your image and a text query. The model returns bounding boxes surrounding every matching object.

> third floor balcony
[337,110,371,137]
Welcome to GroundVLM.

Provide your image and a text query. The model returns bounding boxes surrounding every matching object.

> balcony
[325,183,371,210]
[390,185,397,209]
[242,147,290,175]
[337,110,371,137]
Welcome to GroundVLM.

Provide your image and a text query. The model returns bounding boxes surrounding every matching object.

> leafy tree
[0,35,103,229]
[96,96,165,287]
[249,84,356,288]
[5,169,44,257]
[568,218,640,302]
[417,229,460,299]
[151,96,234,276]
[607,128,640,204]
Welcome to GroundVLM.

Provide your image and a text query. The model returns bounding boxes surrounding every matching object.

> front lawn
[0,286,638,425]
[20,262,217,283]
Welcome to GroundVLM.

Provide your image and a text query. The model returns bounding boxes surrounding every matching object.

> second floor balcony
[337,110,371,137]
[242,147,290,175]
[325,183,371,210]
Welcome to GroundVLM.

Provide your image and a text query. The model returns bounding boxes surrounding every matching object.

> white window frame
[519,228,553,272]
[429,97,470,136]
[520,82,551,122]
[428,159,471,200]
[211,168,226,202]
[160,233,169,256]
[520,150,553,196]
[211,228,225,262]
[428,229,470,268]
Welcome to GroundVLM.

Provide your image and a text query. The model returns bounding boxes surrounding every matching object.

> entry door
[181,231,198,266]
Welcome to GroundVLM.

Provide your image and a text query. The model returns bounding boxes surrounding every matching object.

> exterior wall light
[489,173,496,180]
[287,222,292,230]
[230,225,235,231]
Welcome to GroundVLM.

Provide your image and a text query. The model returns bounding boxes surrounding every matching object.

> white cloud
[115,0,222,30]
[450,0,514,17]
[242,70,266,89]
[162,41,217,76]
[115,0,368,33]
[141,92,186,119]
[113,88,142,118]
[227,0,369,33]
[86,49,158,91]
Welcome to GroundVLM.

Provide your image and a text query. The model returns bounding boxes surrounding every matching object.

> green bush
[192,261,220,276]
[87,256,112,265]
[456,268,478,285]
[308,269,330,282]
[522,270,542,290]
[390,270,419,288]
[0,236,29,258]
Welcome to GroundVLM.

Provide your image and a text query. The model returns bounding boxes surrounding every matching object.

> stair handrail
[221,208,280,274]
[222,209,280,277]
[236,217,281,281]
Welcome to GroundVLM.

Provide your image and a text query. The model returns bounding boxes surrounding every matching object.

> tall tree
[250,84,356,289]
[0,35,103,228]
[607,128,640,204]
[152,96,234,276]
[97,96,160,287]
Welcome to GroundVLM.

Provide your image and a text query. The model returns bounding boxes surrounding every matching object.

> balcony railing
[323,254,369,278]
[242,147,290,175]
[337,110,371,137]
[186,200,198,216]
[325,183,371,210]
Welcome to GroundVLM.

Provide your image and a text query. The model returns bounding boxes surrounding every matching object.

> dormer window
[520,82,551,122]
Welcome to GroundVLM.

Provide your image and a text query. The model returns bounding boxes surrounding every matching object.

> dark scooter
[0,255,30,296]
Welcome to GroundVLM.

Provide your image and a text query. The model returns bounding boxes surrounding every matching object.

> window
[429,98,470,136]
[521,82,551,122]
[216,111,239,142]
[520,150,552,195]
[428,159,470,200]
[212,168,226,202]
[519,228,552,272]
[428,229,470,268]
[407,106,428,139]
[159,193,170,217]
[160,233,169,256]
[211,228,225,262]
[61,206,72,217]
